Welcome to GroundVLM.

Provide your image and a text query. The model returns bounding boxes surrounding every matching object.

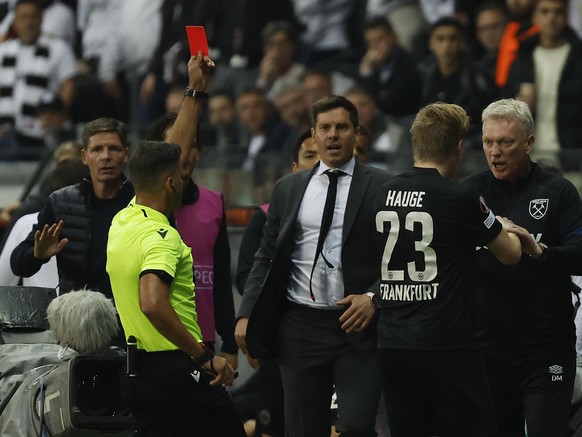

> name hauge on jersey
[379,188,440,302]
[384,190,425,207]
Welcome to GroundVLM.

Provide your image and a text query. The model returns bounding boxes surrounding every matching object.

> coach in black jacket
[11,173,134,297]
[11,118,131,298]
[236,95,390,437]
[463,98,582,437]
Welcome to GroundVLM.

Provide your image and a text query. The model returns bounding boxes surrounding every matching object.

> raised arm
[165,52,213,170]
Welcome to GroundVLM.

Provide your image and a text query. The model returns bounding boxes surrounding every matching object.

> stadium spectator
[495,0,538,88]
[475,2,509,85]
[417,17,496,146]
[356,17,421,117]
[505,0,582,167]
[0,0,75,160]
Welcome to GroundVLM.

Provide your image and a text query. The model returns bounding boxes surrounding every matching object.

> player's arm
[165,52,213,169]
[487,219,522,265]
[139,273,236,386]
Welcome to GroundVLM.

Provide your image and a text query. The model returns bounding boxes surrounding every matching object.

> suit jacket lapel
[343,162,371,245]
[277,166,316,247]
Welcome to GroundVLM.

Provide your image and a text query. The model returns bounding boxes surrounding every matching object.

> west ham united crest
[529,199,549,219]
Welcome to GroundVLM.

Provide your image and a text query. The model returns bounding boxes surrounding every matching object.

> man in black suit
[235,95,390,436]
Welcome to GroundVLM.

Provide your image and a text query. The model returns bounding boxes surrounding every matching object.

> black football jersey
[373,167,502,349]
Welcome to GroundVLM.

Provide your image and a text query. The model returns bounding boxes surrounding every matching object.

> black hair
[475,1,509,18]
[430,16,467,39]
[363,16,394,34]
[210,88,235,104]
[261,20,297,43]
[129,141,181,192]
[310,95,359,130]
[146,112,203,151]
[293,130,312,164]
[81,118,128,149]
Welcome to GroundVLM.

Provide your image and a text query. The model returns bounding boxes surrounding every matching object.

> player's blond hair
[411,102,469,162]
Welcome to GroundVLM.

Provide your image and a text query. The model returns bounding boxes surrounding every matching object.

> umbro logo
[157,228,168,239]
[190,370,200,382]
[549,364,563,381]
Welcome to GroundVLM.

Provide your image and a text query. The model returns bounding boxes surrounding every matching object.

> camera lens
[74,361,123,416]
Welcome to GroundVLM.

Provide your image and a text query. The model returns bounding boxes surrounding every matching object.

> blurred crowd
[1,0,582,207]
[1,2,582,435]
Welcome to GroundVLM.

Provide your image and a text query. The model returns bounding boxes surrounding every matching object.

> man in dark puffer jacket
[11,117,132,298]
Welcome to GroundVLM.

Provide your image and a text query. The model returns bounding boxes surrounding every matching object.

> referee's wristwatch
[364,291,378,308]
[194,344,214,364]
[184,87,209,100]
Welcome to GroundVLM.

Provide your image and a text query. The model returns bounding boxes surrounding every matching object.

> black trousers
[256,358,285,436]
[378,348,496,437]
[278,303,381,437]
[120,350,245,437]
[483,341,576,437]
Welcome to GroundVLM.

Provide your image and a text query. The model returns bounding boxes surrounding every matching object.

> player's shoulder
[359,162,392,182]
[460,169,491,190]
[377,170,412,189]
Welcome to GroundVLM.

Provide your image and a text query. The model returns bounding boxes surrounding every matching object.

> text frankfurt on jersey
[380,283,439,301]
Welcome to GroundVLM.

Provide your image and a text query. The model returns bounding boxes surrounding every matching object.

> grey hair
[482,99,534,136]
[47,289,119,353]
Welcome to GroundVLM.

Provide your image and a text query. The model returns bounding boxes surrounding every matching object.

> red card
[186,26,209,57]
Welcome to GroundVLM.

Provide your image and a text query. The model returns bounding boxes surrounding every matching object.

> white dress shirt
[533,43,571,156]
[287,158,355,308]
